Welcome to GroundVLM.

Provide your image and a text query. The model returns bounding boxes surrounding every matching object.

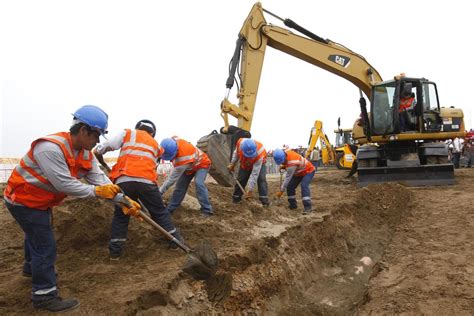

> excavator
[305,120,335,166]
[197,2,466,187]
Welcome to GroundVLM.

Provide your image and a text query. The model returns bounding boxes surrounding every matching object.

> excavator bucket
[197,132,235,187]
[197,127,251,187]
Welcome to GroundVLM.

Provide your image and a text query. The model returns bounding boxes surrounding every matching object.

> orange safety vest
[109,129,163,183]
[236,138,267,171]
[283,149,315,176]
[172,137,211,174]
[4,132,93,210]
[399,97,414,112]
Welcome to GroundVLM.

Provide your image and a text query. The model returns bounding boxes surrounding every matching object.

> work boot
[201,211,214,218]
[109,252,122,261]
[169,230,185,250]
[302,208,313,215]
[33,297,80,312]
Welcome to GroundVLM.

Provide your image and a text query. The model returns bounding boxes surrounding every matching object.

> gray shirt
[159,164,188,194]
[280,166,297,191]
[33,141,111,198]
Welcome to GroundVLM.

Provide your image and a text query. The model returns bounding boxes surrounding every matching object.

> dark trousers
[5,201,58,302]
[287,170,315,211]
[232,164,269,205]
[452,152,461,168]
[109,181,175,255]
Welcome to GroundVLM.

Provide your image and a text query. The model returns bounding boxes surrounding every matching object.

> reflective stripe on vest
[4,132,93,210]
[285,150,314,176]
[173,138,210,172]
[109,129,160,182]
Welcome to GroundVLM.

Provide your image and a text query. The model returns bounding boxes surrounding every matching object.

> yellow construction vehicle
[305,120,335,166]
[198,2,465,186]
[332,118,356,170]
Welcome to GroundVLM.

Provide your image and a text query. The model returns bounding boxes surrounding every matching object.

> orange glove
[121,197,142,218]
[275,191,284,198]
[227,163,235,173]
[95,184,121,199]
[244,190,253,199]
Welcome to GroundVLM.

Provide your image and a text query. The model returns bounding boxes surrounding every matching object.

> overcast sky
[1,0,473,157]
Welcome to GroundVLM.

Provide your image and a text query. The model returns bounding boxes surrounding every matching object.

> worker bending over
[94,120,184,256]
[273,148,316,215]
[3,105,140,312]
[227,138,270,206]
[159,137,213,217]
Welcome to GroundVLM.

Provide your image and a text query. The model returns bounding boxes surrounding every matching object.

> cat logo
[328,55,351,68]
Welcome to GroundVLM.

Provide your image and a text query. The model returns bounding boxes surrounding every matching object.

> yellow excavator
[197,2,465,187]
[305,120,335,166]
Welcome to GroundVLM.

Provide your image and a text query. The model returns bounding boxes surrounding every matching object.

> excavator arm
[306,120,335,165]
[220,2,382,132]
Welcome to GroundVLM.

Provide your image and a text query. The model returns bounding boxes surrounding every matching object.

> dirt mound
[1,169,472,315]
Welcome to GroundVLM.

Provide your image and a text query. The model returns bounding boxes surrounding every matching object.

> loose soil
[0,169,473,315]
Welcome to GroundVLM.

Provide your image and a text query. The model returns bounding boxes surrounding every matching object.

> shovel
[273,170,284,206]
[114,193,218,281]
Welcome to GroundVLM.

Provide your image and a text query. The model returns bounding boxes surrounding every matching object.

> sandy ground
[0,168,473,315]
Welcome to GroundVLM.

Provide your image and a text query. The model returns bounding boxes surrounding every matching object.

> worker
[94,120,184,257]
[452,137,464,168]
[2,105,140,312]
[159,137,213,217]
[227,138,270,206]
[309,147,320,170]
[273,148,316,215]
[399,83,415,131]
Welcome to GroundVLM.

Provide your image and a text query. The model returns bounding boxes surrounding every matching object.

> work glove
[121,197,142,218]
[227,163,235,173]
[275,191,284,198]
[244,190,253,200]
[95,184,121,199]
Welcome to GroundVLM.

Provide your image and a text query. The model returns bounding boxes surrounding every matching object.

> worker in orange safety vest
[94,119,184,256]
[3,105,140,312]
[159,137,213,217]
[227,138,270,206]
[273,148,316,215]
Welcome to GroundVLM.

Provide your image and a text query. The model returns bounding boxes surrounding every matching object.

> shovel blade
[182,240,218,280]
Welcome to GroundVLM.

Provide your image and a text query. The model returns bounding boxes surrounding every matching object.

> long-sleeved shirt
[280,166,297,191]
[231,149,263,191]
[33,141,111,199]
[159,164,188,194]
[95,130,155,185]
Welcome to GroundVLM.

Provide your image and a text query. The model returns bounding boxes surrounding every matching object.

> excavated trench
[0,178,413,315]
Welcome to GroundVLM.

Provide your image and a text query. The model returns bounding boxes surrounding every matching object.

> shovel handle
[137,200,192,253]
[230,171,246,194]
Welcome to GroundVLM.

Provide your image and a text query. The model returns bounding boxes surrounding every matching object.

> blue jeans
[109,181,176,255]
[232,163,269,205]
[5,201,58,302]
[287,170,315,211]
[166,168,212,214]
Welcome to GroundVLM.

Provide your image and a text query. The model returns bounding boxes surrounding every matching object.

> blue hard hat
[160,138,178,160]
[241,139,257,158]
[72,105,108,135]
[273,149,286,165]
